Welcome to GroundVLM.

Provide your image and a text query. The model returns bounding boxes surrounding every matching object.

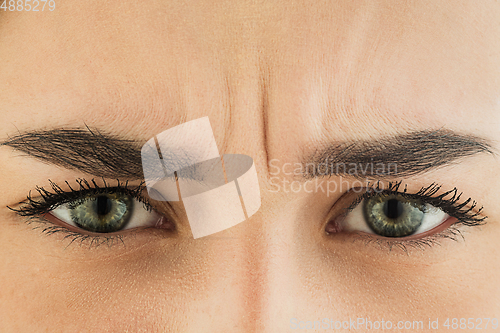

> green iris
[68,193,132,233]
[363,194,426,237]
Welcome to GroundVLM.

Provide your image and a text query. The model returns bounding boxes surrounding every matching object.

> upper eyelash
[346,180,486,226]
[339,180,487,252]
[7,177,153,217]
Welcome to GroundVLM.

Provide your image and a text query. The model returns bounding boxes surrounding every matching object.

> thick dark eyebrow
[2,127,494,181]
[1,127,144,179]
[302,129,494,180]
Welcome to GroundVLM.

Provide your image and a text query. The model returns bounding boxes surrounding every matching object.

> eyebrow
[1,127,144,179]
[302,129,494,180]
[1,127,494,181]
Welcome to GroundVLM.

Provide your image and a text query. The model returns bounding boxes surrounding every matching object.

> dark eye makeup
[7,178,174,248]
[7,178,487,252]
[326,181,486,252]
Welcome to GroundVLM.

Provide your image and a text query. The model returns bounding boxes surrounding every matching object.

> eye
[338,193,450,238]
[50,192,164,234]
[325,182,487,250]
[8,179,180,247]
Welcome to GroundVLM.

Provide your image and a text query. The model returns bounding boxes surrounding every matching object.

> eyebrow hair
[1,127,144,179]
[1,127,494,181]
[302,129,494,180]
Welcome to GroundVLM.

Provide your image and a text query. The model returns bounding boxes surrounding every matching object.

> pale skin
[0,0,499,332]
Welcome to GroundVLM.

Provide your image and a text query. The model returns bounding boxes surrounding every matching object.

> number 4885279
[1,0,56,11]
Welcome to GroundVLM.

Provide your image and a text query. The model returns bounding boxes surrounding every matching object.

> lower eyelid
[43,212,132,236]
[20,214,175,253]
[41,212,174,239]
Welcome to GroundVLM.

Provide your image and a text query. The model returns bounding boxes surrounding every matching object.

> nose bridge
[207,215,274,332]
[210,186,305,331]
[213,60,300,331]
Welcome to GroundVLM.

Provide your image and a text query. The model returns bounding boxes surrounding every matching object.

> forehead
[0,0,499,156]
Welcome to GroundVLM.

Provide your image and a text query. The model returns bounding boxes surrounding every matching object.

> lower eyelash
[24,215,133,249]
[350,223,469,253]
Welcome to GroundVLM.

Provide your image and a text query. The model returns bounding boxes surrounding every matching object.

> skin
[0,0,499,332]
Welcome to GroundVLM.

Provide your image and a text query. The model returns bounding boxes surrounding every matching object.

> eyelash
[8,178,155,248]
[338,180,487,252]
[9,179,487,251]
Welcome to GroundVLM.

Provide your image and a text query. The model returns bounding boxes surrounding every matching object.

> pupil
[383,199,403,219]
[96,196,112,216]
